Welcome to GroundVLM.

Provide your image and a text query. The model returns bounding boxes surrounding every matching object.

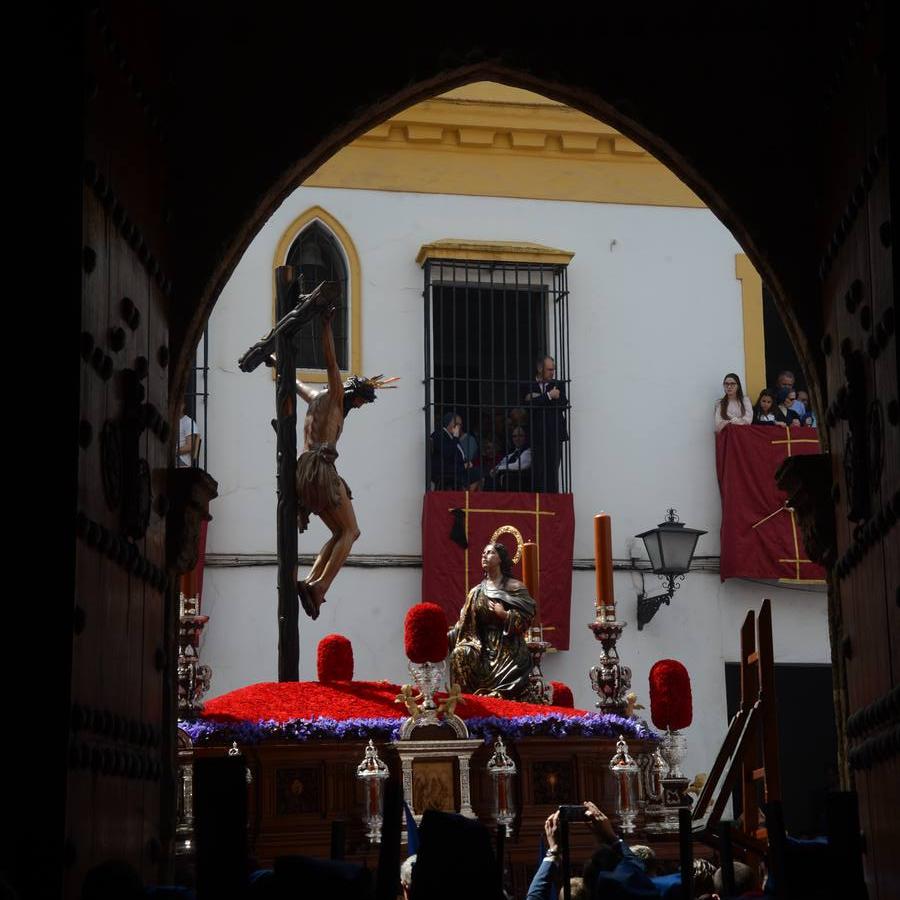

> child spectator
[715,373,753,432]
[753,389,785,425]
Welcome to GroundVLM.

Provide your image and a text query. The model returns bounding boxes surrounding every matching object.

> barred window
[285,221,349,371]
[423,256,571,493]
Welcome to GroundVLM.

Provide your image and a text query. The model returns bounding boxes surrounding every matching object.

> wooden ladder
[692,598,783,855]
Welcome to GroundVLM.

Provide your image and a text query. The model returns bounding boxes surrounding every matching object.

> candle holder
[657,728,691,832]
[487,736,517,836]
[356,740,389,843]
[609,734,639,834]
[406,660,445,723]
[178,595,212,716]
[523,624,553,704]
[587,607,632,716]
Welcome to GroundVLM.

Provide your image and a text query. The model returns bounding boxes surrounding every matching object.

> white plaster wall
[200,185,830,784]
[205,187,748,560]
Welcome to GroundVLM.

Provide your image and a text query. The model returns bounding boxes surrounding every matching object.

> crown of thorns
[342,374,399,401]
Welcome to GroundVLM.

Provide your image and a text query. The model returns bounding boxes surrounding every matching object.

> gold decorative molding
[735,253,766,401]
[416,239,574,267]
[304,82,704,208]
[273,206,362,383]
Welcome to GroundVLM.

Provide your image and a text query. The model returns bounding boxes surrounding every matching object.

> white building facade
[198,84,829,782]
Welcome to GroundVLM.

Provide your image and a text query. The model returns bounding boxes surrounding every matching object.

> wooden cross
[239,269,340,681]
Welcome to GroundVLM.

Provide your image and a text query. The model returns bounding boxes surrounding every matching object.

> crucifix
[239,268,396,680]
[239,269,339,680]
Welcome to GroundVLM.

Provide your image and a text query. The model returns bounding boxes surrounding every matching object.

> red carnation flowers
[550,682,574,708]
[317,634,354,681]
[404,603,448,663]
[648,659,692,731]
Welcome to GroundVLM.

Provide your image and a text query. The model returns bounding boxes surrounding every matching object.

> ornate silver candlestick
[588,604,632,715]
[356,740,389,843]
[178,595,212,715]
[609,734,639,834]
[523,623,553,704]
[658,727,691,832]
[487,736,518,835]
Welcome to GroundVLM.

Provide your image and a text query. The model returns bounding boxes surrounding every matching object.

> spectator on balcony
[777,369,809,416]
[458,420,479,468]
[796,389,817,427]
[776,369,796,392]
[479,437,502,479]
[177,400,202,467]
[776,387,803,428]
[490,426,532,492]
[714,373,753,432]
[524,355,568,492]
[431,412,483,491]
[753,389,786,425]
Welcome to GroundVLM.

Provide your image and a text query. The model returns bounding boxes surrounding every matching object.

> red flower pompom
[404,603,448,663]
[649,659,692,730]
[550,682,574,708]
[317,634,354,681]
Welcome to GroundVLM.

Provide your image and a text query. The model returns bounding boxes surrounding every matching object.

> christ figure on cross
[277,303,395,619]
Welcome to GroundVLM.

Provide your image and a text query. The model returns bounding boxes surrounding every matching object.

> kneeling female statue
[448,542,536,699]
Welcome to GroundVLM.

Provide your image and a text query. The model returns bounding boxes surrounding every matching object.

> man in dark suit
[523,355,568,492]
[431,412,482,491]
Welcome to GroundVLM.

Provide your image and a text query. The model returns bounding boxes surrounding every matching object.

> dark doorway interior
[763,284,805,392]
[724,662,838,837]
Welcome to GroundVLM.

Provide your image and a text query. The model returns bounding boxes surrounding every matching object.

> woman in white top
[714,373,753,432]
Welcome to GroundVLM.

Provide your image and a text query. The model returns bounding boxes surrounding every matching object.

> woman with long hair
[714,373,753,432]
[753,388,786,425]
[447,542,536,699]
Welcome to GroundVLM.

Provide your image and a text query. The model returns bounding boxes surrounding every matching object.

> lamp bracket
[636,573,685,630]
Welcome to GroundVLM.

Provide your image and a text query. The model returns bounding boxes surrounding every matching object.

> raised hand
[544,810,560,854]
[583,801,618,843]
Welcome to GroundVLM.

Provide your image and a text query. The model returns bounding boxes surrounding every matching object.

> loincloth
[295,443,352,533]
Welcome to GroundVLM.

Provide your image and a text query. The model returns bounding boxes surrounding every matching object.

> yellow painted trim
[272,206,362,383]
[303,82,704,209]
[735,253,766,401]
[417,239,574,267]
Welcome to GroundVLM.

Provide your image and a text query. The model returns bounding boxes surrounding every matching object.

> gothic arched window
[285,220,350,371]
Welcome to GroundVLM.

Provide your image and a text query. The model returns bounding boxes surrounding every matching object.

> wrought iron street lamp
[635,509,706,630]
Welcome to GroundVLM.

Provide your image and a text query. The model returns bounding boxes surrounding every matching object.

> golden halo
[489,525,525,564]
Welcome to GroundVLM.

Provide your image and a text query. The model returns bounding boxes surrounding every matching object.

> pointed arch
[273,205,362,382]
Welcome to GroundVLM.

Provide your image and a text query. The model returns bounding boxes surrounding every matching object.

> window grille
[424,258,571,493]
[183,325,209,470]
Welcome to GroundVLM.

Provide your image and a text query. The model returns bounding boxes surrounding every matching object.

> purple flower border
[179,713,658,746]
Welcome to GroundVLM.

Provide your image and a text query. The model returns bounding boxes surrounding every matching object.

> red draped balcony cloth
[422,491,575,649]
[716,425,826,583]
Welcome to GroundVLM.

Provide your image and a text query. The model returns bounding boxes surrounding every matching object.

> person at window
[776,369,796,393]
[431,412,482,491]
[714,373,753,432]
[490,426,532,491]
[776,386,802,427]
[457,420,479,468]
[177,400,202,467]
[448,542,535,699]
[796,389,817,427]
[752,389,785,425]
[776,368,811,416]
[478,437,501,488]
[524,355,568,493]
